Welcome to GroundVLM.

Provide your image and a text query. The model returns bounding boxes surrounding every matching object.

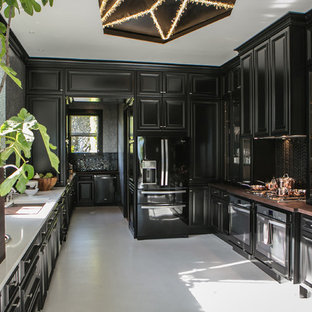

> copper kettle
[279,174,295,189]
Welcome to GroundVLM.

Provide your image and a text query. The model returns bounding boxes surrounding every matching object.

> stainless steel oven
[301,216,312,287]
[255,204,290,278]
[228,195,252,254]
[137,189,188,239]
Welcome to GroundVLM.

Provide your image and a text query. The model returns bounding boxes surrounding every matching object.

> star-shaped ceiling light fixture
[98,0,236,43]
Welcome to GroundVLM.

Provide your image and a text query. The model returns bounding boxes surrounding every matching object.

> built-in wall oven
[137,189,188,239]
[300,215,312,287]
[228,195,253,254]
[255,204,290,279]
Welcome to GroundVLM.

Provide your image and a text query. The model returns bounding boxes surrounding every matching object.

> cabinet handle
[26,293,33,299]
[189,92,193,95]
[24,259,32,264]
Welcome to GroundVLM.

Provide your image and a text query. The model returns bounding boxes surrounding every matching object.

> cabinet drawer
[77,175,93,181]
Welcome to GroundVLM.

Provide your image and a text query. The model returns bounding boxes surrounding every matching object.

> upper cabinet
[240,51,254,137]
[27,69,64,94]
[189,74,219,97]
[237,14,307,137]
[137,97,186,132]
[254,41,270,137]
[67,70,134,95]
[307,12,312,65]
[137,71,186,96]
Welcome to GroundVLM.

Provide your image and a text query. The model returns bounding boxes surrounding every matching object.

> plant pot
[0,167,5,263]
[35,177,57,191]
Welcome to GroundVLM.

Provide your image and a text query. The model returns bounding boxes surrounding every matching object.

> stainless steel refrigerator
[136,136,189,239]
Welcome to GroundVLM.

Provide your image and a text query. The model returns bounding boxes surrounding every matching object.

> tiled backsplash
[69,153,118,172]
[275,138,308,188]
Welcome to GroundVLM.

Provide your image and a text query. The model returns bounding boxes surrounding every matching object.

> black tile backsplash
[69,153,118,172]
[275,138,308,188]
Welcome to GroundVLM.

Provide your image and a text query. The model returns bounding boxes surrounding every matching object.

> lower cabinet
[210,188,229,236]
[189,187,210,234]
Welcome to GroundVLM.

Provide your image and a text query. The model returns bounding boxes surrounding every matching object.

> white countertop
[0,187,66,290]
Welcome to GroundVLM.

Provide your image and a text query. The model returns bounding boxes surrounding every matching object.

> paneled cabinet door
[27,69,63,94]
[137,72,162,95]
[307,25,312,64]
[77,181,94,206]
[189,188,209,233]
[27,95,66,186]
[270,29,289,135]
[163,73,186,96]
[189,74,219,97]
[163,98,186,130]
[137,98,161,130]
[254,41,270,137]
[190,100,220,184]
[240,51,253,136]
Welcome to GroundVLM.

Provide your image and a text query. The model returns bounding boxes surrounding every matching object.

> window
[69,111,102,153]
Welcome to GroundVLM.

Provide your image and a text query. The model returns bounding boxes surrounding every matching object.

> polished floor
[43,206,311,312]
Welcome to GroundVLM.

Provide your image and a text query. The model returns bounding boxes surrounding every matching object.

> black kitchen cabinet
[237,17,306,137]
[300,215,312,288]
[66,70,134,95]
[270,30,289,135]
[76,175,94,206]
[137,72,186,96]
[27,69,64,94]
[137,97,187,132]
[27,95,66,186]
[190,99,220,184]
[307,15,312,64]
[240,51,253,137]
[189,187,210,234]
[210,187,229,235]
[222,64,241,97]
[189,74,219,97]
[254,41,270,137]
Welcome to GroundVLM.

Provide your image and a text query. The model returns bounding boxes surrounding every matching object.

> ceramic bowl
[24,188,39,196]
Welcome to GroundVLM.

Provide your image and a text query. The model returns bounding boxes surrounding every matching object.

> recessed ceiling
[8,0,312,66]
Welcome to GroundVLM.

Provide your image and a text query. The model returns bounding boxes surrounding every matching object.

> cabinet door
[27,69,63,94]
[137,98,161,130]
[270,29,289,135]
[27,96,66,185]
[137,72,162,95]
[67,70,134,94]
[163,73,186,96]
[163,98,186,130]
[240,51,253,136]
[190,100,220,184]
[189,74,219,97]
[254,41,270,137]
[189,188,208,227]
[77,181,94,205]
[307,25,312,64]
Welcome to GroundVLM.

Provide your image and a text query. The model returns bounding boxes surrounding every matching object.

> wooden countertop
[209,183,312,216]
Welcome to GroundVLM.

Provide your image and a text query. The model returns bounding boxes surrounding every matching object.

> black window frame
[69,109,103,154]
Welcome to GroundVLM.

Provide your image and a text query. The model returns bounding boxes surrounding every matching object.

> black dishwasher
[94,175,116,205]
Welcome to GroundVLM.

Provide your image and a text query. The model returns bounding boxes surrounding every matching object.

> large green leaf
[38,124,60,173]
[0,62,22,88]
[15,164,34,193]
[0,166,23,196]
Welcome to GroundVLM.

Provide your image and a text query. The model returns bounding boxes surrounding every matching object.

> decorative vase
[0,167,5,263]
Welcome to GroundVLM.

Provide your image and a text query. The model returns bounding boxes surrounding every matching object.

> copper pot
[279,174,295,189]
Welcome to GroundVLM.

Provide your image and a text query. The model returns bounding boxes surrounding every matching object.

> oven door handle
[161,139,165,186]
[141,205,186,209]
[303,236,312,243]
[141,190,187,195]
[230,205,250,214]
[268,219,286,229]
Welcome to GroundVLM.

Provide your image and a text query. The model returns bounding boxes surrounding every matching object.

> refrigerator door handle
[165,139,169,186]
[161,139,165,186]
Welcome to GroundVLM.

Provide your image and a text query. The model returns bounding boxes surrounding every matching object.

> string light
[99,0,235,41]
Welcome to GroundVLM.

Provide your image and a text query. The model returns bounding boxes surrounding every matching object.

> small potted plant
[0,108,59,262]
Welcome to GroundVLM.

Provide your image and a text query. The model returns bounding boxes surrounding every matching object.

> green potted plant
[0,0,54,263]
[0,108,59,263]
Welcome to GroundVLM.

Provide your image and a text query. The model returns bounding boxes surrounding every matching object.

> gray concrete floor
[43,206,311,312]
